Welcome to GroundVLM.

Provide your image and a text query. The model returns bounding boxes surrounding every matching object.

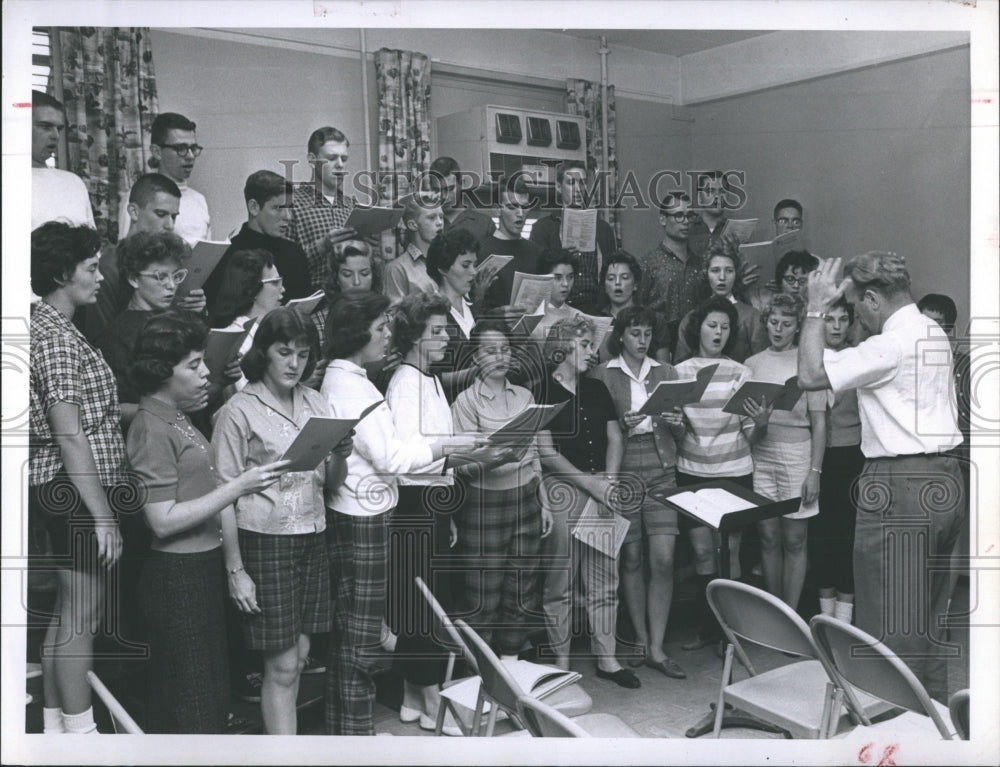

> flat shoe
[399,704,421,723]
[595,667,641,689]
[681,635,720,651]
[419,712,462,736]
[645,657,687,679]
[626,647,646,668]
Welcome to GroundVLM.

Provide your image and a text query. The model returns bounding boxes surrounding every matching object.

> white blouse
[321,358,434,516]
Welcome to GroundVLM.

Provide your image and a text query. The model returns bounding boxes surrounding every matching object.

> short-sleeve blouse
[29,301,127,487]
[212,381,330,534]
[127,395,222,551]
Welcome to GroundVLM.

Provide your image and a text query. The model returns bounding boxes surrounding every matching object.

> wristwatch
[805,311,829,321]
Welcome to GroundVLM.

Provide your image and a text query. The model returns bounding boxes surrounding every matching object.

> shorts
[619,434,678,542]
[238,529,331,651]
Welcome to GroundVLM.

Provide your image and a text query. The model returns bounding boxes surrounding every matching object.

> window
[32,28,52,91]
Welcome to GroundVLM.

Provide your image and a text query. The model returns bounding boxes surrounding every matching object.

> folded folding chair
[86,670,143,734]
[704,579,892,739]
[415,577,591,737]
[810,615,958,740]
[516,695,639,738]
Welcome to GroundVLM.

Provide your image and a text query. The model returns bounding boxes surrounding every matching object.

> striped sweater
[674,356,754,477]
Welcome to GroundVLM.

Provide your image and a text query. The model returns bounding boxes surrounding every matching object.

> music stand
[649,479,802,737]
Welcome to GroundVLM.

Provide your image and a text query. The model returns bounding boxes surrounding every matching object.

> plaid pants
[456,480,543,655]
[325,511,389,735]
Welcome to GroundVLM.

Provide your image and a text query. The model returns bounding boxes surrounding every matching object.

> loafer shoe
[645,657,687,679]
[595,667,641,689]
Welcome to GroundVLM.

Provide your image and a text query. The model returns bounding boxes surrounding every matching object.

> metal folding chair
[810,614,958,740]
[516,695,639,738]
[705,579,891,738]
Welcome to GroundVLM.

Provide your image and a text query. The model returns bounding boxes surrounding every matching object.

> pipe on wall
[359,28,373,175]
[599,36,610,223]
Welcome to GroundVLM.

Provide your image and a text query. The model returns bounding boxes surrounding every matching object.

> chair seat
[725,660,836,738]
[571,713,640,738]
[835,700,956,741]
[441,676,591,718]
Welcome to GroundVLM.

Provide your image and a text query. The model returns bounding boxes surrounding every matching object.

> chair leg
[472,691,485,736]
[484,705,498,737]
[713,643,735,738]
[434,701,447,736]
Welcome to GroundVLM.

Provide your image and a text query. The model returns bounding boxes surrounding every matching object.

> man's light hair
[844,251,911,299]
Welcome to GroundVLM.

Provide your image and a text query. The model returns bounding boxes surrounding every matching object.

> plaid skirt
[238,529,331,651]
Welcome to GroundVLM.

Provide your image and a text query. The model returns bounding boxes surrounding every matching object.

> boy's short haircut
[244,170,292,206]
[129,173,182,207]
[917,293,958,329]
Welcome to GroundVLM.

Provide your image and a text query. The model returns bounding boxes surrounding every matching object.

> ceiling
[558,30,773,57]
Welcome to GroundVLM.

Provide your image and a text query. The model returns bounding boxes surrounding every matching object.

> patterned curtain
[565,78,620,242]
[53,28,159,245]
[375,48,432,189]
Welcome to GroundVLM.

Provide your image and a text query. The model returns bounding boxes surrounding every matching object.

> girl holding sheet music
[536,316,640,689]
[674,237,766,364]
[451,320,552,663]
[320,291,482,735]
[744,293,827,611]
[426,228,499,401]
[97,231,192,426]
[384,291,486,736]
[208,249,286,394]
[590,306,688,680]
[127,311,292,733]
[212,307,350,735]
[673,296,772,651]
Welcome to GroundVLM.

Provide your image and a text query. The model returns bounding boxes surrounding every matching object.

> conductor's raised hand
[807,257,849,313]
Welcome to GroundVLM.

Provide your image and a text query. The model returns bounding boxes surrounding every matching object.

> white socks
[43,707,65,733]
[819,596,836,616]
[62,707,98,734]
[834,601,854,624]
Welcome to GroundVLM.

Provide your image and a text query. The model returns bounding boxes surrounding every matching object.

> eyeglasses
[261,276,284,287]
[136,268,189,286]
[782,274,810,287]
[159,143,203,157]
[776,217,802,227]
[663,211,700,223]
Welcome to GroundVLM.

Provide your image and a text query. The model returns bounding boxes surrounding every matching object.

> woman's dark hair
[118,230,190,289]
[324,289,391,360]
[209,249,273,329]
[130,310,209,395]
[392,290,451,358]
[598,250,643,311]
[321,240,382,299]
[241,307,320,384]
[30,222,101,297]
[829,295,855,324]
[542,248,578,274]
[683,296,739,358]
[426,229,480,284]
[775,249,819,287]
[606,305,658,358]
